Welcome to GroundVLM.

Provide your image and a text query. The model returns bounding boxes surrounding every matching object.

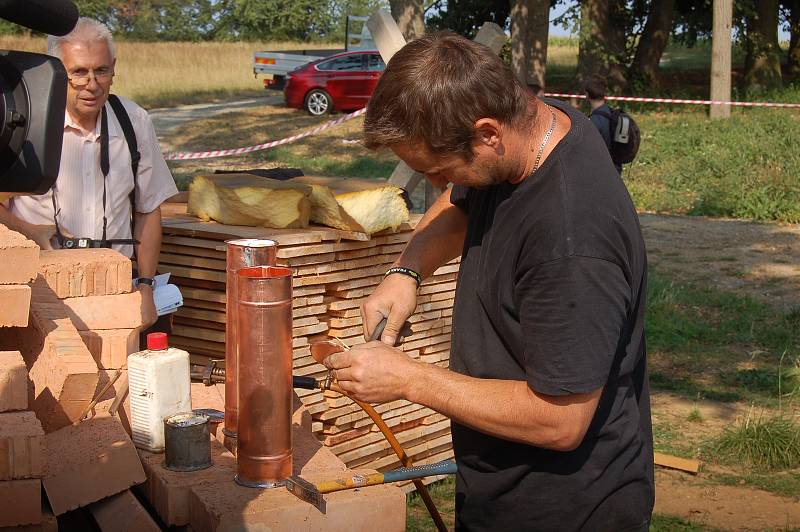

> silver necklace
[531,105,557,174]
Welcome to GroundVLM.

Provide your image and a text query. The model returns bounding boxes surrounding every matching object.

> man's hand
[361,273,418,345]
[25,223,67,250]
[323,341,420,403]
[137,284,158,329]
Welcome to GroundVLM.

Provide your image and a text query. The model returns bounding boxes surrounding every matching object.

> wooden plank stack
[157,201,456,476]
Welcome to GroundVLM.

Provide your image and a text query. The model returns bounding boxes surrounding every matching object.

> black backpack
[592,108,641,165]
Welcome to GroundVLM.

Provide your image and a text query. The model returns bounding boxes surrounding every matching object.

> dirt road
[641,212,800,310]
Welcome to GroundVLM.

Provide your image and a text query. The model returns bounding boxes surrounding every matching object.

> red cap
[146,332,168,351]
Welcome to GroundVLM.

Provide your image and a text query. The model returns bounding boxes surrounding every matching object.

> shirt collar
[63,100,123,139]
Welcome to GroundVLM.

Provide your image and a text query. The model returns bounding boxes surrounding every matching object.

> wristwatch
[137,277,155,287]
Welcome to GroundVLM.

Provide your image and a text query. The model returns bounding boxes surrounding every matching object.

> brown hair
[363,31,533,161]
[584,76,607,101]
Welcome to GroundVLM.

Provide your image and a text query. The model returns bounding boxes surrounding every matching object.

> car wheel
[304,89,332,116]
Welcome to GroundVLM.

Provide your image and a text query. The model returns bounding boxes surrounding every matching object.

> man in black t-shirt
[322,32,653,532]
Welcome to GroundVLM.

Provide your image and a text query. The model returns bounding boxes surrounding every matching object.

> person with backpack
[585,77,641,175]
[0,18,178,329]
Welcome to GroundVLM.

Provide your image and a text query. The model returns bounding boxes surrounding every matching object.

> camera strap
[52,102,137,249]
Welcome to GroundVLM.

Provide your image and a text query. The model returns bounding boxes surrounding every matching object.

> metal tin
[162,412,212,472]
[224,239,277,440]
[235,266,293,488]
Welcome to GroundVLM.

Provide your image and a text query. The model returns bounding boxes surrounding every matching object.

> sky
[547,1,791,41]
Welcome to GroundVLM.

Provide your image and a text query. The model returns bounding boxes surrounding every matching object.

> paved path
[149,95,282,136]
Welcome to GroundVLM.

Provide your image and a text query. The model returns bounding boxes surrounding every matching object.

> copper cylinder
[235,265,293,487]
[224,239,277,440]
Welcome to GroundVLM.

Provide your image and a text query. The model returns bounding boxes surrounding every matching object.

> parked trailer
[253,16,374,91]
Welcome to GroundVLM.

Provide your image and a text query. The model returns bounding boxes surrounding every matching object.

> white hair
[47,17,116,60]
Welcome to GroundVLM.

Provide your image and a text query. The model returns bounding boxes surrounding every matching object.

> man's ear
[473,118,502,149]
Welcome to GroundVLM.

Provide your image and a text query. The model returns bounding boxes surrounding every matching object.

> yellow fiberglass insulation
[187,174,311,228]
[335,186,410,235]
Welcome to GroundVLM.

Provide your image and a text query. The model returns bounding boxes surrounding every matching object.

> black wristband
[385,266,421,288]
[137,277,155,287]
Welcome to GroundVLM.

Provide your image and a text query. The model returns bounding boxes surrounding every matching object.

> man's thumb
[380,318,404,346]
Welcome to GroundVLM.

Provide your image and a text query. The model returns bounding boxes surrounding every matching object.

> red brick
[79,329,139,369]
[189,468,405,532]
[6,500,58,532]
[60,291,145,331]
[0,351,28,411]
[23,280,99,432]
[0,411,44,480]
[0,285,31,327]
[0,479,41,526]
[43,415,146,515]
[137,440,237,527]
[0,225,39,285]
[38,249,132,299]
[136,390,315,527]
[89,489,161,532]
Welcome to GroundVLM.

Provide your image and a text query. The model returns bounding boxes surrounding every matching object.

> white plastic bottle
[128,332,191,452]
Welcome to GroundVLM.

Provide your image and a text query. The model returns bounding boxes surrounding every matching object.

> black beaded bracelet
[384,266,422,287]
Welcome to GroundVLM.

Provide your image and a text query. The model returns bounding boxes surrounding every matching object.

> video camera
[0,0,79,194]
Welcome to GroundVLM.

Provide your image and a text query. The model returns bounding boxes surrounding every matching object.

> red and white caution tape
[544,92,800,109]
[165,93,799,161]
[164,107,367,161]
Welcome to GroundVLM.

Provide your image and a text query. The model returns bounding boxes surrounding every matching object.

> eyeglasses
[67,67,114,87]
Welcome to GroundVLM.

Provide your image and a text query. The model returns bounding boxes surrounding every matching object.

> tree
[742,0,782,91]
[785,0,800,76]
[577,0,627,89]
[427,0,511,37]
[390,0,425,40]
[629,0,675,88]
[510,0,551,89]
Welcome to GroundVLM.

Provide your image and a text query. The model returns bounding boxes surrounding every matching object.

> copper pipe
[235,265,293,487]
[311,341,448,531]
[224,239,277,439]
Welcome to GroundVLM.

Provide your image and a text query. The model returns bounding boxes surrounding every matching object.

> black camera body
[0,50,67,194]
[0,0,79,195]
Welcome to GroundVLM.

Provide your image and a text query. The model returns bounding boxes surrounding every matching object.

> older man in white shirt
[0,18,178,327]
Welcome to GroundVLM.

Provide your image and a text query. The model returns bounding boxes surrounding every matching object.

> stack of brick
[0,225,153,527]
[0,225,45,527]
[19,249,142,432]
[0,224,39,328]
[0,351,46,528]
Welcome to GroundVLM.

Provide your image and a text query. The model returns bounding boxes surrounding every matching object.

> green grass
[649,514,720,531]
[647,270,799,404]
[653,420,700,459]
[687,408,704,423]
[624,105,800,223]
[710,413,800,470]
[709,471,800,500]
[404,478,733,531]
[406,477,455,532]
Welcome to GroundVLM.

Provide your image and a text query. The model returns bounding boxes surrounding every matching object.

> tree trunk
[743,0,782,91]
[389,0,425,41]
[510,0,551,90]
[630,0,675,88]
[788,0,800,77]
[577,0,627,90]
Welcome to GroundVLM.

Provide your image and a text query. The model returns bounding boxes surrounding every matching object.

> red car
[284,50,385,116]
